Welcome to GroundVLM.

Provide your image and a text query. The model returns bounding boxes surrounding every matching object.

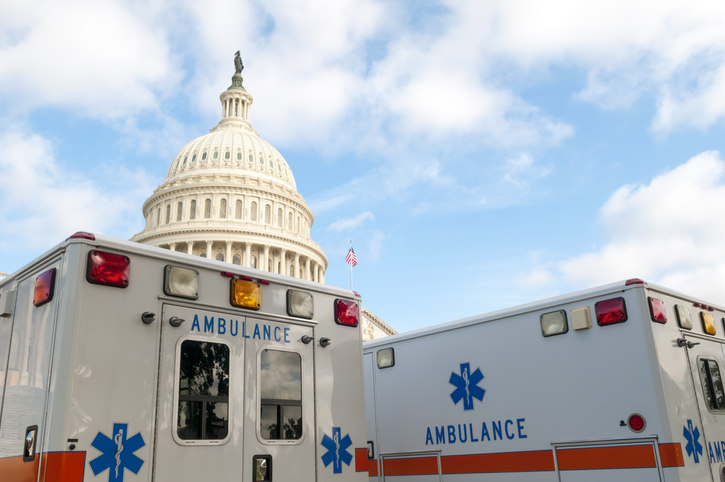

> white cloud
[554,151,725,303]
[0,129,152,259]
[0,0,174,118]
[328,211,375,232]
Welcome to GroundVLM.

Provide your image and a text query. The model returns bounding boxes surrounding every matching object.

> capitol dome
[132,54,328,282]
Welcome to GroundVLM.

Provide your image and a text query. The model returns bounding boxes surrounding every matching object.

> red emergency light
[595,297,628,326]
[86,250,130,288]
[335,299,359,327]
[33,268,56,306]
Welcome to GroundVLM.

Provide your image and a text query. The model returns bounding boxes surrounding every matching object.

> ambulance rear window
[177,340,230,440]
[260,350,302,440]
[699,358,725,411]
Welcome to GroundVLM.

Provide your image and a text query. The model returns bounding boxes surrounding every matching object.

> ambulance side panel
[0,256,64,481]
[365,285,698,481]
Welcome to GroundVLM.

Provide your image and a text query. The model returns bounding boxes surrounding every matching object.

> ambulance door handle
[301,335,314,344]
[320,337,331,348]
[677,337,699,349]
[168,316,185,327]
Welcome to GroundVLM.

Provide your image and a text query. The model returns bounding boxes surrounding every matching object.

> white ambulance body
[0,232,369,482]
[364,279,725,481]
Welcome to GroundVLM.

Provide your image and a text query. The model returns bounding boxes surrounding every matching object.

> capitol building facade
[132,54,395,341]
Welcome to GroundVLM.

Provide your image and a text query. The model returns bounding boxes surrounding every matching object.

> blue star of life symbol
[449,362,485,410]
[90,423,145,482]
[321,426,353,474]
[683,419,703,463]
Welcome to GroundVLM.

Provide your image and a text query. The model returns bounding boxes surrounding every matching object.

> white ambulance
[364,279,725,481]
[0,232,369,482]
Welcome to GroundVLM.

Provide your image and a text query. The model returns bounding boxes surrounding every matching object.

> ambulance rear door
[154,303,244,481]
[242,315,316,482]
[683,329,725,481]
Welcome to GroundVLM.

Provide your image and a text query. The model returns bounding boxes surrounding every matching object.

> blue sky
[2,0,725,332]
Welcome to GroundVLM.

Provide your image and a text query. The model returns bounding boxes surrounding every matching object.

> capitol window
[190,200,197,220]
[233,254,241,265]
[251,201,258,221]
[204,199,212,218]
[220,199,227,218]
[202,152,207,161]
[250,255,257,269]
[177,202,183,221]
[225,151,230,160]
[235,200,243,219]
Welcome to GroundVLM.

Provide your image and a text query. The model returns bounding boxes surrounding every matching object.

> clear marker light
[164,266,199,299]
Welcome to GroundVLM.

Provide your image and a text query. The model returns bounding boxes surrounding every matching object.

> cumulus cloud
[554,151,725,303]
[0,129,152,262]
[0,0,174,118]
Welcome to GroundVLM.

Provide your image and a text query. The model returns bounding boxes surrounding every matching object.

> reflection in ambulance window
[260,349,302,440]
[699,358,725,411]
[177,340,230,440]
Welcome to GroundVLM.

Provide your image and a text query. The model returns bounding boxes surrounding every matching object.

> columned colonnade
[164,240,325,282]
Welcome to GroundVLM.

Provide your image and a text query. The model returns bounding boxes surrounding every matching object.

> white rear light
[287,290,313,319]
[676,304,692,329]
[376,348,395,368]
[164,266,199,299]
[540,310,568,336]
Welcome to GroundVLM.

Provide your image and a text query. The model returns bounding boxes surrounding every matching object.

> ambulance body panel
[364,280,725,481]
[0,233,368,482]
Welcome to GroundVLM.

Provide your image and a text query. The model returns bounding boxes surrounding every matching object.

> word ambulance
[364,279,725,481]
[0,232,370,482]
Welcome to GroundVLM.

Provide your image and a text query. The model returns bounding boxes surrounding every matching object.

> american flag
[345,247,357,267]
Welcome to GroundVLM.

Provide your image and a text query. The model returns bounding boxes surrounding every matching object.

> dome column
[226,241,232,263]
[187,243,193,255]
[280,249,287,276]
[206,241,213,258]
[244,244,251,267]
[263,246,270,272]
[294,254,300,279]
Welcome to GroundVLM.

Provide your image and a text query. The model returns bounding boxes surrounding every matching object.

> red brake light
[595,297,628,326]
[628,414,646,432]
[335,299,359,327]
[625,278,645,286]
[648,297,667,324]
[87,250,130,288]
[33,268,56,306]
